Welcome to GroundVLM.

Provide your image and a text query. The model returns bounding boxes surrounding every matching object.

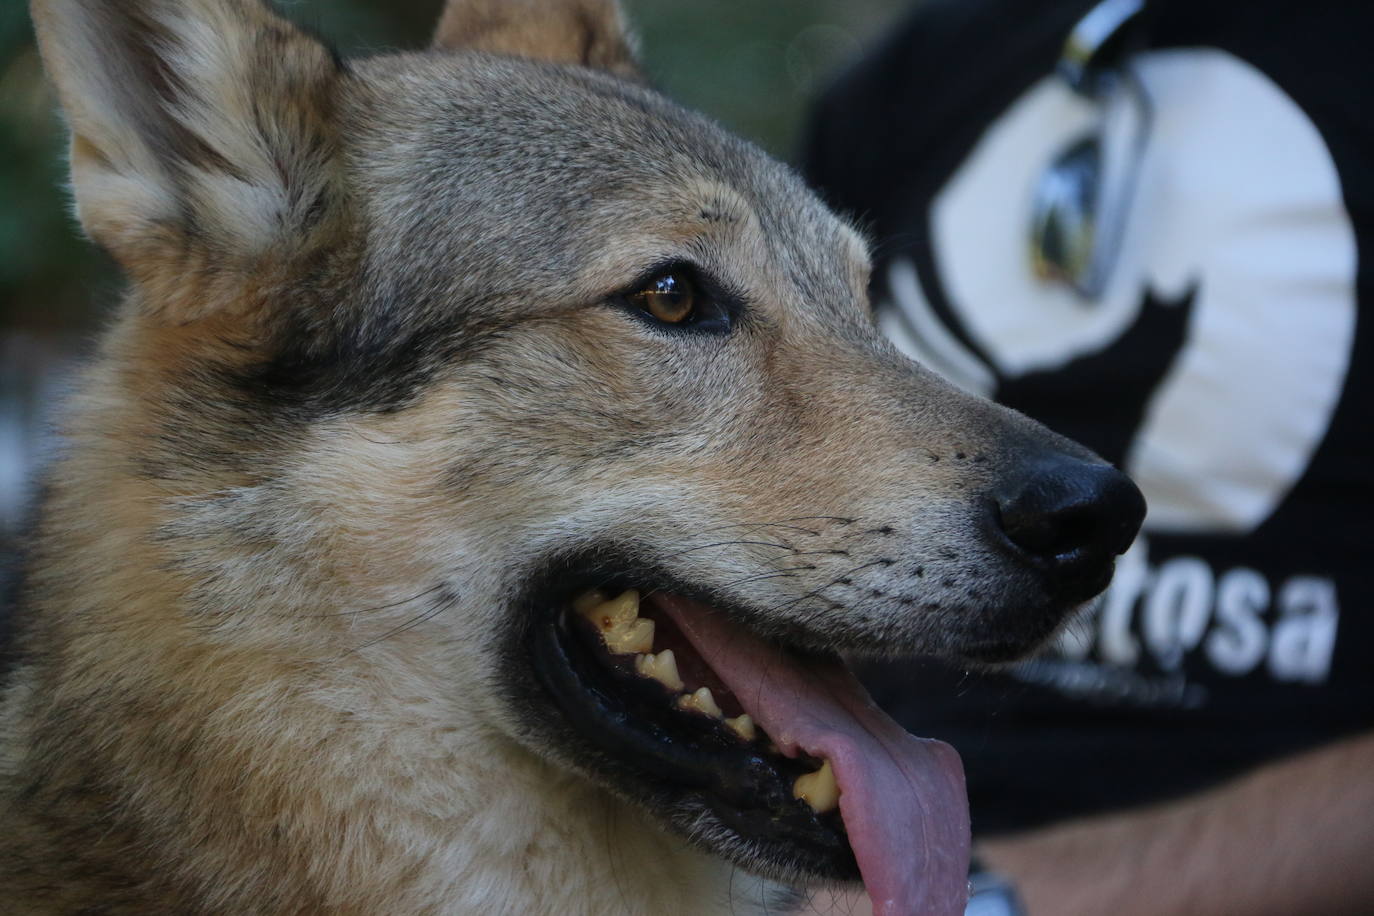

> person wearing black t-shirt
[805,0,1374,912]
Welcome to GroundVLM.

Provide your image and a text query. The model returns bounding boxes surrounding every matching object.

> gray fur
[1,1,1119,912]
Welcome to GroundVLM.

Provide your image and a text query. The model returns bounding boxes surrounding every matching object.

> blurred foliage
[0,0,907,333]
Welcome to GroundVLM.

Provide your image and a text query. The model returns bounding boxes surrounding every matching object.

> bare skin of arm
[812,731,1374,915]
[979,730,1374,916]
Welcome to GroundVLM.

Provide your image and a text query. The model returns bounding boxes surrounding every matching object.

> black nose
[993,453,1146,594]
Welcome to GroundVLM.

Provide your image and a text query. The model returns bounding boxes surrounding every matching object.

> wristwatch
[965,859,1027,916]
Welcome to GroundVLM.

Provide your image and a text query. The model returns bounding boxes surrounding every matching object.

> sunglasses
[1029,0,1153,301]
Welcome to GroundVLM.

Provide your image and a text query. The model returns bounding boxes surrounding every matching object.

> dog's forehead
[344,52,864,308]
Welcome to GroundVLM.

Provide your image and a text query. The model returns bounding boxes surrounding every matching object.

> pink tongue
[652,595,970,916]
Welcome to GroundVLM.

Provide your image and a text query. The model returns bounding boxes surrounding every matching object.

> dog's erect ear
[30,0,343,322]
[433,0,640,78]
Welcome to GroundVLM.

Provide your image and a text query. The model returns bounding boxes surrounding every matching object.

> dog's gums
[573,588,838,814]
[529,582,861,882]
[527,578,973,911]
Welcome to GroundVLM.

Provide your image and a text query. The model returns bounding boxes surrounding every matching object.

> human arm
[977,729,1374,915]
[808,730,1374,915]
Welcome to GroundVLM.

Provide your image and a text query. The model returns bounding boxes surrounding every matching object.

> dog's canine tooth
[792,761,839,814]
[676,687,722,718]
[635,649,684,691]
[571,588,610,615]
[723,714,756,741]
[603,618,654,655]
[581,589,639,628]
[577,589,653,654]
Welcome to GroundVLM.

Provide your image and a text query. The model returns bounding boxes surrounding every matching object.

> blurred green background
[0,0,908,336]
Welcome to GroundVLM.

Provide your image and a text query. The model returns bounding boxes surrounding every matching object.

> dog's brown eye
[616,265,734,334]
[632,272,696,324]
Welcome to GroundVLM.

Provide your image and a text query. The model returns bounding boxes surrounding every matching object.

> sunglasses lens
[1030,70,1149,301]
[1030,134,1101,291]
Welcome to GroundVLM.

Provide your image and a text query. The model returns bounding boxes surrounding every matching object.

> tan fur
[2,0,1113,912]
[31,0,343,323]
[434,0,640,78]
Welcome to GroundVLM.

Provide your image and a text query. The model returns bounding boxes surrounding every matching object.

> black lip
[528,596,857,876]
[956,638,1049,664]
[502,538,1118,878]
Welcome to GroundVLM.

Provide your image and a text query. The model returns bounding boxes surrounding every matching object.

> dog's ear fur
[30,0,343,322]
[433,0,640,78]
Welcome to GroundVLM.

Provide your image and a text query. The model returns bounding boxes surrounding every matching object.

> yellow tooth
[572,589,610,615]
[676,687,722,718]
[793,761,839,814]
[585,589,640,631]
[635,649,684,691]
[603,617,654,655]
[724,714,756,741]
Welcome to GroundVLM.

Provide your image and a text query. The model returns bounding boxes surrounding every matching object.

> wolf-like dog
[2,1,1145,913]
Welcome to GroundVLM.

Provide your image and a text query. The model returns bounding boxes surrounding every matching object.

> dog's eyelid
[612,259,704,298]
[608,260,742,335]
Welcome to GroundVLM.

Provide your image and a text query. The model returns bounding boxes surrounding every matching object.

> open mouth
[527,580,972,915]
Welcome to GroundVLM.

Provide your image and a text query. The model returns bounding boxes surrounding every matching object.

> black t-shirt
[805,0,1374,835]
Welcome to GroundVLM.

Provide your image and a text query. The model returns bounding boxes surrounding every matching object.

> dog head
[32,0,1144,908]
